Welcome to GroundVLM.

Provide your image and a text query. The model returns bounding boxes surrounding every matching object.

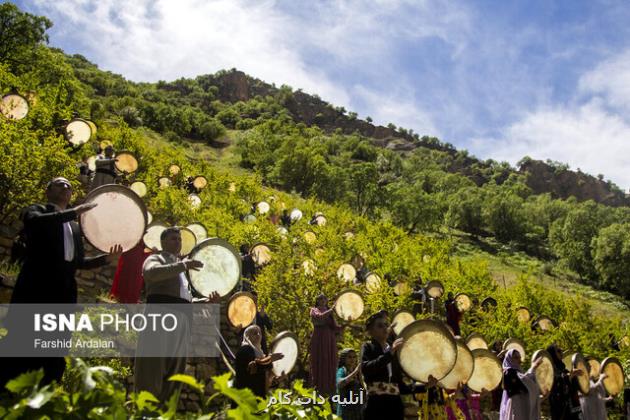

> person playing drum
[361,310,421,420]
[0,177,122,388]
[91,145,117,190]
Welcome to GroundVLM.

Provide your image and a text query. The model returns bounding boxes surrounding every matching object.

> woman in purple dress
[310,293,343,396]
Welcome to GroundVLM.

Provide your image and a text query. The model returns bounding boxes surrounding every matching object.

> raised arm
[142,255,187,283]
[23,205,77,226]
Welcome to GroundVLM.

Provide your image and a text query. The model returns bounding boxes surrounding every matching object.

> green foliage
[0,3,52,71]
[592,223,630,297]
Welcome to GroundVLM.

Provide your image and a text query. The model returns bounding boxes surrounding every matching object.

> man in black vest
[1,177,122,387]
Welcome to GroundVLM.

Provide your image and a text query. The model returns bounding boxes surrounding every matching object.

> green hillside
[0,3,629,418]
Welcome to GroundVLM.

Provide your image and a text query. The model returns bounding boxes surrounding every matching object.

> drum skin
[334,290,364,321]
[466,333,488,351]
[425,280,444,298]
[397,319,457,383]
[143,223,166,250]
[168,164,181,176]
[531,350,554,397]
[271,331,299,377]
[114,151,139,173]
[586,357,601,381]
[313,215,327,226]
[455,293,472,312]
[516,307,531,323]
[226,292,257,329]
[468,349,502,392]
[130,181,147,198]
[1,94,29,120]
[186,223,208,242]
[65,119,92,145]
[256,201,270,214]
[193,176,208,190]
[503,338,526,360]
[158,177,172,189]
[365,272,382,293]
[302,259,316,276]
[534,315,555,331]
[251,243,272,266]
[392,310,415,336]
[601,357,625,396]
[188,238,241,298]
[188,194,201,209]
[179,227,197,256]
[303,231,317,244]
[393,282,411,296]
[337,263,356,283]
[439,338,475,390]
[80,184,147,253]
[290,209,302,222]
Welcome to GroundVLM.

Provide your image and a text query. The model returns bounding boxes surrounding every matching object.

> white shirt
[50,203,74,262]
[384,343,392,381]
[178,272,192,302]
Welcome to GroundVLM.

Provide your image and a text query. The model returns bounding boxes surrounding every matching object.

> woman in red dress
[309,293,343,396]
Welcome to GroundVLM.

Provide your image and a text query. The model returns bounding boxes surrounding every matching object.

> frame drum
[188,194,202,209]
[397,319,457,383]
[188,238,241,298]
[290,208,302,223]
[65,118,92,145]
[158,177,172,189]
[251,243,272,266]
[130,181,147,198]
[168,164,181,176]
[256,201,270,215]
[146,211,153,224]
[439,338,475,390]
[337,263,356,283]
[531,350,554,397]
[468,349,502,392]
[601,357,625,396]
[572,353,590,394]
[465,333,488,350]
[271,331,299,377]
[186,223,207,242]
[516,306,531,323]
[1,93,29,120]
[365,272,382,293]
[481,297,497,310]
[503,338,526,359]
[303,231,317,244]
[313,215,327,226]
[143,222,166,250]
[277,226,288,236]
[425,280,444,299]
[534,315,555,331]
[344,232,355,240]
[392,310,415,336]
[455,293,472,312]
[87,155,97,172]
[80,185,147,253]
[302,259,316,276]
[226,292,257,329]
[193,176,208,190]
[586,357,601,381]
[179,227,197,256]
[393,282,411,296]
[114,151,139,173]
[86,120,97,136]
[334,290,364,321]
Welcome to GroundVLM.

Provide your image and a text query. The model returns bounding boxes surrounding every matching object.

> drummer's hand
[532,357,544,369]
[106,244,123,263]
[391,337,404,354]
[270,352,284,362]
[599,373,608,380]
[151,247,159,253]
[571,369,584,378]
[75,202,98,215]
[206,291,221,303]
[183,258,204,271]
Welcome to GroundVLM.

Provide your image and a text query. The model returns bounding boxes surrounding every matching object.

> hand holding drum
[75,202,98,214]
[183,258,204,271]
[270,353,285,362]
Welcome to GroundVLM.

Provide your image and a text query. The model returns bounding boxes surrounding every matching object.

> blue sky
[14,0,630,188]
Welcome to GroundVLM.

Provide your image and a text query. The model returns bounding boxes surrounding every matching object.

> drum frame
[143,222,168,250]
[600,357,625,396]
[531,349,555,397]
[168,164,181,176]
[1,93,29,120]
[250,242,273,267]
[502,337,527,359]
[130,181,147,198]
[186,222,208,242]
[188,238,242,298]
[179,226,197,256]
[468,348,502,393]
[226,291,257,329]
[571,353,590,395]
[516,306,531,322]
[333,289,365,322]
[439,338,475,390]
[270,331,300,376]
[465,332,489,350]
[455,293,472,312]
[64,118,93,145]
[79,184,147,253]
[337,263,357,283]
[391,309,416,336]
[114,150,139,174]
[425,280,444,299]
[193,175,208,190]
[289,208,302,222]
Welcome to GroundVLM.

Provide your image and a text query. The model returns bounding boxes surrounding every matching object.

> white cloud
[578,49,630,112]
[472,98,630,189]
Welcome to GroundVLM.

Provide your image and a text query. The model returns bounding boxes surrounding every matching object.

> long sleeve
[79,254,108,269]
[361,342,393,375]
[23,205,77,226]
[142,255,186,284]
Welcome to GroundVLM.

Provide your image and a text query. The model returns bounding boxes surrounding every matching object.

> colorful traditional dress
[309,306,341,395]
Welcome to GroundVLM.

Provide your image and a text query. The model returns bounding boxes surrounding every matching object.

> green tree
[592,223,630,297]
[0,3,52,70]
